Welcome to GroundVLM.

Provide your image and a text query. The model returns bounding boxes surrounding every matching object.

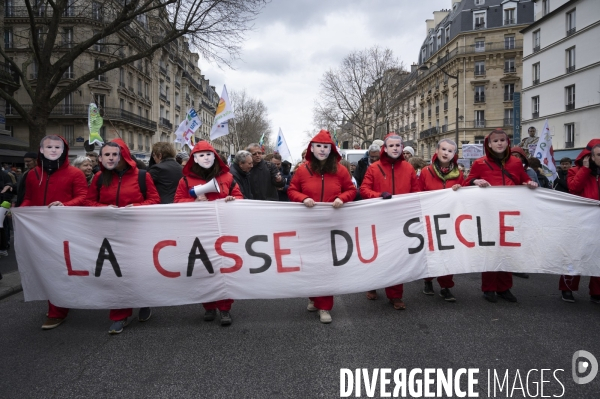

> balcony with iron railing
[504,93,514,101]
[404,125,409,131]
[504,19,515,25]
[128,85,134,92]
[6,104,157,130]
[160,117,173,129]
[475,69,485,77]
[442,124,448,133]
[533,45,540,53]
[503,118,514,126]
[5,6,106,20]
[185,94,190,102]
[566,28,576,37]
[175,80,180,88]
[138,90,143,97]
[504,66,516,73]
[475,94,485,103]
[532,112,539,119]
[533,79,540,86]
[411,122,416,129]
[175,104,181,112]
[566,102,575,111]
[565,141,574,148]
[468,120,487,128]
[419,126,438,139]
[159,66,167,75]
[475,22,485,30]
[159,93,167,102]
[566,65,575,74]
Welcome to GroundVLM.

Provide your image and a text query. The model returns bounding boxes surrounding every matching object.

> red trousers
[110,308,133,321]
[202,299,234,311]
[559,276,600,295]
[385,284,404,300]
[48,301,69,319]
[424,275,454,288]
[309,296,333,311]
[481,272,512,292]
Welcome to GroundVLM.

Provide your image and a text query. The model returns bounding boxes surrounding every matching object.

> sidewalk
[0,271,22,300]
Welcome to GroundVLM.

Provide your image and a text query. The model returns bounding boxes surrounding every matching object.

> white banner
[12,188,600,309]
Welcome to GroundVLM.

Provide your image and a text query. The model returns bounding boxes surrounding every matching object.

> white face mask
[40,139,64,161]
[311,143,332,161]
[384,139,403,159]
[100,146,121,170]
[194,151,215,169]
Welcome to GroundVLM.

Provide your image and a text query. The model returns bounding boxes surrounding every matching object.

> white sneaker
[307,300,317,312]
[319,310,332,324]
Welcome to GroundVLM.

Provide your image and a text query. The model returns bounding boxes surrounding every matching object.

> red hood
[379,133,405,165]
[575,139,600,166]
[304,130,341,162]
[99,138,137,171]
[484,129,511,163]
[183,141,229,177]
[510,146,529,167]
[37,135,70,168]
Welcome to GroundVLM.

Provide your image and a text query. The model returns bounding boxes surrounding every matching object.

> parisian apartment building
[520,0,600,161]
[414,0,535,159]
[1,0,221,162]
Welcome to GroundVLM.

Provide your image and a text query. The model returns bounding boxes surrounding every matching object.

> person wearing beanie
[403,146,415,161]
[463,129,538,303]
[19,135,88,330]
[85,139,160,334]
[418,139,463,301]
[288,129,356,323]
[174,141,243,326]
[359,134,420,310]
[559,139,600,303]
[176,152,190,166]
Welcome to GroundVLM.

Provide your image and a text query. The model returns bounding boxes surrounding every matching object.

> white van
[341,149,367,164]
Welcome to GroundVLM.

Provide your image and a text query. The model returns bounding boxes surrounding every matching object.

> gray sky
[202,0,449,160]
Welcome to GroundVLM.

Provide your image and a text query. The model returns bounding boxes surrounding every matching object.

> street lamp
[419,63,460,155]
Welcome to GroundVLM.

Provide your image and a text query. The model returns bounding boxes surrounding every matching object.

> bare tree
[214,88,271,153]
[314,46,407,145]
[0,0,266,149]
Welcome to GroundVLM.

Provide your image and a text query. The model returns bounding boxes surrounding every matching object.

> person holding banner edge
[418,138,463,301]
[85,139,160,334]
[359,133,420,310]
[174,140,243,326]
[463,128,538,303]
[20,135,88,330]
[559,139,600,303]
[288,129,357,324]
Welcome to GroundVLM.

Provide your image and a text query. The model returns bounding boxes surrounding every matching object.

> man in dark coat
[230,150,254,199]
[148,142,183,204]
[354,144,381,187]
[246,143,284,200]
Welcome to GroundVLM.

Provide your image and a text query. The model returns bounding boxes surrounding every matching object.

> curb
[0,271,23,300]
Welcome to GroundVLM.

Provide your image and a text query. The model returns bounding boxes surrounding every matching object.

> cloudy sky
[202,0,449,161]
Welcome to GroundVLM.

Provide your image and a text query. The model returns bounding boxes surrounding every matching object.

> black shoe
[497,289,518,302]
[204,309,217,321]
[423,281,434,295]
[220,311,232,326]
[513,273,529,279]
[440,288,456,302]
[138,307,152,322]
[591,295,600,304]
[561,290,575,303]
[483,291,497,303]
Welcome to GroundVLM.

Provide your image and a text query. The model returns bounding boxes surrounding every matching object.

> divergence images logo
[572,350,598,385]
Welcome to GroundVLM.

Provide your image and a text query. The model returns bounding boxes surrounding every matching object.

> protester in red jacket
[359,134,419,310]
[419,139,463,302]
[86,139,160,334]
[463,129,537,303]
[174,141,243,326]
[559,139,600,303]
[20,135,88,330]
[288,129,356,324]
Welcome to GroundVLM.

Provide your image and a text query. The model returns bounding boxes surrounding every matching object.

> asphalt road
[2,273,600,398]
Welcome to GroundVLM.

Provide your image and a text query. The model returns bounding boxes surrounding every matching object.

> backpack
[97,169,147,200]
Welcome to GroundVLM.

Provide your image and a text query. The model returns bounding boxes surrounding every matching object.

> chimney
[433,10,450,26]
[425,19,435,35]
[411,63,418,73]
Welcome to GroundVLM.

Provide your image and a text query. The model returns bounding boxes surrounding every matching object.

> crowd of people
[0,129,598,330]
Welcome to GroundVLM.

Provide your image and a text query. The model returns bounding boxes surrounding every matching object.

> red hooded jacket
[174,141,243,202]
[419,153,464,191]
[463,131,531,186]
[85,139,160,207]
[568,139,600,200]
[360,136,419,198]
[288,130,356,203]
[21,136,88,207]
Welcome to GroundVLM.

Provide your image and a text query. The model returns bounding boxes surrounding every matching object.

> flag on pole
[533,119,558,183]
[258,132,265,153]
[332,128,340,147]
[88,103,104,145]
[210,85,235,140]
[275,128,292,161]
[174,108,202,149]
